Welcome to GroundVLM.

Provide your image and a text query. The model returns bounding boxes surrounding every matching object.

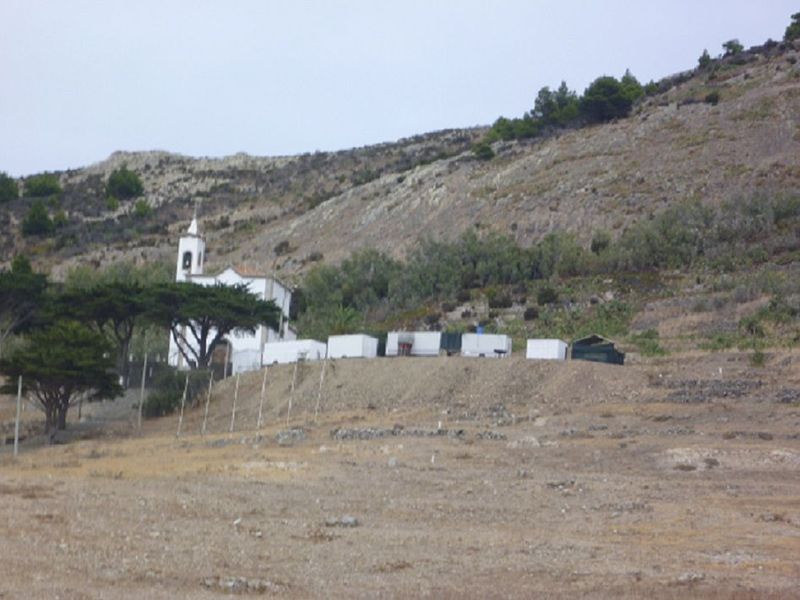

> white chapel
[167,214,296,374]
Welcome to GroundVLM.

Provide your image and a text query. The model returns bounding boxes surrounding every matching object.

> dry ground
[1,354,799,598]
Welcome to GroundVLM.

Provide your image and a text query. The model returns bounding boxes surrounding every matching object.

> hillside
[2,353,800,597]
[3,41,800,283]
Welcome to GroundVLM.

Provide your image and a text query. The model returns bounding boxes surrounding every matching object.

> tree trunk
[57,402,68,431]
[44,404,58,444]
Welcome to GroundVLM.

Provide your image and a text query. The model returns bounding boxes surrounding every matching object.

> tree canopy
[579,76,635,123]
[106,165,144,200]
[0,172,19,203]
[147,282,281,368]
[21,200,54,236]
[24,173,61,197]
[0,256,47,357]
[786,12,800,41]
[0,320,121,442]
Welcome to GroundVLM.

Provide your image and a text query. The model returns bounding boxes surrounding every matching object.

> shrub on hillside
[24,173,61,197]
[106,166,144,200]
[143,368,210,418]
[0,172,19,203]
[21,200,54,236]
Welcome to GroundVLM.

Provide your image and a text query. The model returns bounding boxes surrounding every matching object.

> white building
[168,214,295,374]
[263,339,327,365]
[461,333,512,358]
[526,339,568,360]
[385,332,441,357]
[327,334,379,359]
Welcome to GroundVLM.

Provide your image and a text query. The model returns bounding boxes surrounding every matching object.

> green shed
[571,334,625,365]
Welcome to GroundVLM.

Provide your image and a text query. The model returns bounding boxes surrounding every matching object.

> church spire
[187,202,199,236]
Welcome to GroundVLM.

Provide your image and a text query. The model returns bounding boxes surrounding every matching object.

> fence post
[138,351,148,430]
[314,359,328,424]
[256,367,268,430]
[13,376,22,458]
[287,361,299,426]
[229,373,240,433]
[176,373,189,438]
[201,370,214,435]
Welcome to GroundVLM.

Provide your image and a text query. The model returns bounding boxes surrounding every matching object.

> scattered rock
[507,435,540,449]
[202,576,287,594]
[477,430,507,441]
[324,515,360,528]
[276,428,306,446]
[676,572,705,585]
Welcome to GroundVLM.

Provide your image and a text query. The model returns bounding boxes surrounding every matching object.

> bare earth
[1,354,799,599]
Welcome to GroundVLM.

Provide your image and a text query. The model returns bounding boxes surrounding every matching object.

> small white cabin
[262,340,327,365]
[461,333,512,358]
[526,339,568,360]
[385,332,441,357]
[327,334,378,359]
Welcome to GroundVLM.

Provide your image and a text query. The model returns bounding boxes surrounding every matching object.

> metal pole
[176,373,189,437]
[138,351,148,430]
[223,343,231,380]
[314,359,327,424]
[201,370,214,435]
[13,376,22,458]
[256,367,268,430]
[229,373,240,433]
[287,361,298,426]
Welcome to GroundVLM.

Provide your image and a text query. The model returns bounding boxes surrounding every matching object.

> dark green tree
[722,39,744,56]
[48,282,150,387]
[620,69,644,103]
[786,12,800,41]
[0,320,122,442]
[24,173,61,197]
[579,76,634,123]
[106,165,144,200]
[147,283,281,369]
[698,49,712,68]
[21,200,54,236]
[0,256,47,357]
[0,172,19,203]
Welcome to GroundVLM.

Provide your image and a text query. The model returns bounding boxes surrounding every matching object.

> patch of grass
[629,329,667,357]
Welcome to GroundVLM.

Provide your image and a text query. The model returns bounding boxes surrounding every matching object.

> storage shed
[385,332,442,357]
[461,333,512,358]
[327,334,379,359]
[570,334,625,365]
[262,339,327,365]
[526,339,568,360]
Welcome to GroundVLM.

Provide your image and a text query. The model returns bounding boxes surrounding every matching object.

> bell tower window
[182,251,192,270]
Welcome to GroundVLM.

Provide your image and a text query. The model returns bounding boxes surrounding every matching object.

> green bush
[106,166,144,199]
[21,200,54,236]
[580,76,634,123]
[24,173,61,197]
[537,285,559,306]
[786,12,800,41]
[133,200,151,218]
[704,91,720,105]
[143,368,209,418]
[0,172,19,203]
[698,49,712,69]
[472,141,495,161]
[722,39,744,57]
[629,328,667,356]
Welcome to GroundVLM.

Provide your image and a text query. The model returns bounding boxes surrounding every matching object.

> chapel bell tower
[176,212,205,282]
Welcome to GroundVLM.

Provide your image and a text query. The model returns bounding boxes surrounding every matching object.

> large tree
[579,76,634,124]
[48,282,149,387]
[148,282,281,369]
[0,320,122,442]
[0,256,47,358]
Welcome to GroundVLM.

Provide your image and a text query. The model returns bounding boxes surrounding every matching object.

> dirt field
[1,354,799,598]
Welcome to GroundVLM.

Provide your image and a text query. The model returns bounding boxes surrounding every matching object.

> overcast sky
[1,1,796,176]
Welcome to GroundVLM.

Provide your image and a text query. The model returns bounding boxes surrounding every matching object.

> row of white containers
[261,333,568,365]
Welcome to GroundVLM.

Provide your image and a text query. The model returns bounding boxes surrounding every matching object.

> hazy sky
[1,1,796,176]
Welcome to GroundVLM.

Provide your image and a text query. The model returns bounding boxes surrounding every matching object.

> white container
[386,332,442,356]
[327,334,379,359]
[461,333,512,358]
[262,340,327,365]
[526,339,568,360]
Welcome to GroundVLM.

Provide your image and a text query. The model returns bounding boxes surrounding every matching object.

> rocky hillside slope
[3,41,800,285]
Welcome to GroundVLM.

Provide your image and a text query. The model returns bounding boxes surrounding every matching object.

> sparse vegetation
[106,165,144,200]
[23,173,61,197]
[0,172,19,203]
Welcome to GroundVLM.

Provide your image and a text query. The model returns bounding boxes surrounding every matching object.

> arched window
[182,251,192,269]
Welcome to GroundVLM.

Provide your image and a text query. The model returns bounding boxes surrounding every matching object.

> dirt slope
[1,353,799,598]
